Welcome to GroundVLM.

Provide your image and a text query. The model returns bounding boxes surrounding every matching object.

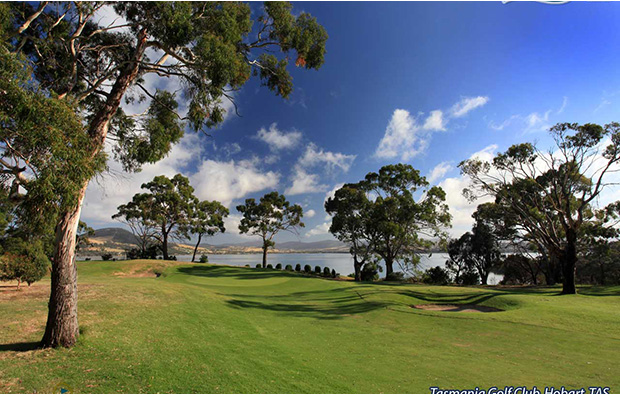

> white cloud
[450,96,489,118]
[191,158,280,206]
[423,110,446,131]
[324,183,345,203]
[82,134,202,226]
[298,143,356,173]
[256,123,302,151]
[305,209,316,218]
[285,168,328,195]
[306,222,331,237]
[374,96,487,161]
[427,162,452,183]
[557,96,568,114]
[375,109,427,161]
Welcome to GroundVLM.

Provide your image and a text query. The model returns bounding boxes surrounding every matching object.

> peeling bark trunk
[41,184,87,348]
[41,28,149,348]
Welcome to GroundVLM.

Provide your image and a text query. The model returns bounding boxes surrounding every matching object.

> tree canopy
[237,191,304,268]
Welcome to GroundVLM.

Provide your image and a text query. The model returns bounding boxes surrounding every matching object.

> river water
[174,252,503,285]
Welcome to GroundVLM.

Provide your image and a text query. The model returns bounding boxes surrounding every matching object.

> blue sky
[82,2,620,245]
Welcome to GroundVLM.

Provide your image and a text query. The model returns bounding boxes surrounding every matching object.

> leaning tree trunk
[191,234,202,263]
[41,184,87,348]
[41,29,149,348]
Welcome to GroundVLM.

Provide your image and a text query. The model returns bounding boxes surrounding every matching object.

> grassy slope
[0,260,619,393]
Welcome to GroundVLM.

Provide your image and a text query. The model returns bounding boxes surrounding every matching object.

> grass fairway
[1,260,619,393]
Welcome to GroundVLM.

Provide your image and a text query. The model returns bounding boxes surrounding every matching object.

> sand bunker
[412,304,503,313]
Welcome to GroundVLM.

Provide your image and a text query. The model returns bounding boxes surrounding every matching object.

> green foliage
[295,263,301,272]
[331,269,337,278]
[360,262,380,282]
[267,264,273,269]
[327,164,451,279]
[314,265,321,274]
[323,267,331,276]
[275,263,282,270]
[256,264,261,268]
[114,174,196,259]
[237,191,304,266]
[285,264,293,271]
[385,272,405,282]
[199,254,209,264]
[101,253,114,261]
[304,264,311,273]
[0,238,49,286]
[460,122,620,293]
[422,266,451,285]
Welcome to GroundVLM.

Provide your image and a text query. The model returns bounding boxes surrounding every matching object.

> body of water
[176,252,503,285]
[79,252,502,284]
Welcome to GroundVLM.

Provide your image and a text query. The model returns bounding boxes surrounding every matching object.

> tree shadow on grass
[177,265,309,281]
[0,341,40,352]
[225,297,387,320]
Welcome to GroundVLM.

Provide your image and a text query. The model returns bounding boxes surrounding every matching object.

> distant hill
[93,227,139,245]
[83,227,349,256]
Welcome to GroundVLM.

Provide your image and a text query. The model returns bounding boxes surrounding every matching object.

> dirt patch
[0,282,50,301]
[412,304,503,313]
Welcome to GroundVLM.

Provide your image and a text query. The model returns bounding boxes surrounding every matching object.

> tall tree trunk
[40,28,149,349]
[41,184,86,348]
[480,271,489,285]
[384,257,393,278]
[162,231,169,260]
[561,230,577,295]
[262,244,268,268]
[192,234,202,263]
[353,258,362,282]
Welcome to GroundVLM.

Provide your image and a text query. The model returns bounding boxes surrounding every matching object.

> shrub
[314,265,321,274]
[422,266,451,285]
[168,255,177,261]
[199,254,209,263]
[295,264,301,272]
[0,239,49,288]
[304,264,312,273]
[386,271,405,282]
[256,263,262,268]
[84,257,91,261]
[275,263,282,270]
[323,267,331,277]
[285,264,293,271]
[244,264,250,268]
[459,270,480,286]
[126,245,158,260]
[101,253,113,261]
[331,269,337,278]
[267,264,273,269]
[360,262,380,281]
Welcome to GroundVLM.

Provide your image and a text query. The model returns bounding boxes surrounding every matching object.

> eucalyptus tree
[118,174,196,260]
[325,184,376,282]
[112,195,158,258]
[189,200,228,263]
[360,164,451,279]
[237,192,304,268]
[2,2,327,347]
[460,122,620,294]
